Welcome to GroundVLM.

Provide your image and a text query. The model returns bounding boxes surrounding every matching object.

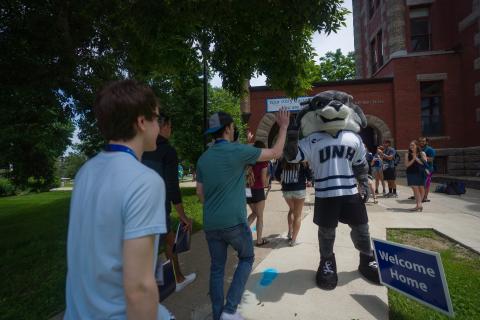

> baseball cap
[204,111,234,134]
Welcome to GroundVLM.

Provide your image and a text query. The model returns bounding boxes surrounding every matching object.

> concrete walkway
[167,180,480,319]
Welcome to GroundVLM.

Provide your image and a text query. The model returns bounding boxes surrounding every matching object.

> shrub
[0,178,15,196]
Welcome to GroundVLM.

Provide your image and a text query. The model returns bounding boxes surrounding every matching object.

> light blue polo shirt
[64,151,167,319]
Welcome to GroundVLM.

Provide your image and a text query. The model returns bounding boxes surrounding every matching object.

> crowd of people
[63,80,436,320]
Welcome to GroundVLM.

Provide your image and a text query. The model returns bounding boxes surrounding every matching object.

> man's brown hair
[94,80,159,141]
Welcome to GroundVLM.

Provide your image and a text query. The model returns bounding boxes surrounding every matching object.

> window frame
[409,7,432,52]
[420,81,444,136]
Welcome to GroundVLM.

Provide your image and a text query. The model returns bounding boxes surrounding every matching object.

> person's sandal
[255,239,270,247]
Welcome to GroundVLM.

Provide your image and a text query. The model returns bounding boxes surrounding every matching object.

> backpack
[394,152,401,166]
[435,184,447,193]
[445,181,466,195]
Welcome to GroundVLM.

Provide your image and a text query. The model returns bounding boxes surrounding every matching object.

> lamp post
[201,40,209,150]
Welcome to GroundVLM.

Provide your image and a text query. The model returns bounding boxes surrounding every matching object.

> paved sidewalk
[167,180,480,319]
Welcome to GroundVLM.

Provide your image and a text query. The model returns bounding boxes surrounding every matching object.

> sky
[210,0,354,87]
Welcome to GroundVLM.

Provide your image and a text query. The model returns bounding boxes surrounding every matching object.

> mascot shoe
[316,253,338,290]
[358,252,381,284]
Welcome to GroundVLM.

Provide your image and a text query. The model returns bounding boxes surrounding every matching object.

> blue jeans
[205,223,255,320]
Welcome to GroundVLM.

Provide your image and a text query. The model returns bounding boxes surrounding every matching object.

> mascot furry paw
[285,90,380,289]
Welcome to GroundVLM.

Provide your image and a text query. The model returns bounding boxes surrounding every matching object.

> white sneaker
[158,304,176,319]
[175,273,197,292]
[220,311,245,320]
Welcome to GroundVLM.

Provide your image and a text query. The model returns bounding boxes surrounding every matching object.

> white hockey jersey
[295,131,366,198]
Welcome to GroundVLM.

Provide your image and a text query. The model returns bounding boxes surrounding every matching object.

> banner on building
[266,97,312,112]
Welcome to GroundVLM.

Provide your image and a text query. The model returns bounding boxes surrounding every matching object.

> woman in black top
[275,158,313,246]
[404,140,428,212]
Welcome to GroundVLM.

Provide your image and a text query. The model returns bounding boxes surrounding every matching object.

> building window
[370,39,377,73]
[370,30,384,75]
[376,31,384,67]
[410,8,431,52]
[420,81,443,136]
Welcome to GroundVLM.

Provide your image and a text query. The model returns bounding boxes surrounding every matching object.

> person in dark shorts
[284,90,381,291]
[419,137,435,202]
[247,141,270,246]
[381,140,398,197]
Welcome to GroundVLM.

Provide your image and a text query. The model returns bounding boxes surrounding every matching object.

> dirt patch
[389,229,480,262]
[399,233,450,252]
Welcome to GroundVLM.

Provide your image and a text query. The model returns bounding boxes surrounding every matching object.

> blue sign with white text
[372,238,454,317]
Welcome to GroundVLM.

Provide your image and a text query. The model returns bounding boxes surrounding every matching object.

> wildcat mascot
[285,90,380,290]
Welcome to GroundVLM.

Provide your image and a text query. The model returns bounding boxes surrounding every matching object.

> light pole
[200,39,209,150]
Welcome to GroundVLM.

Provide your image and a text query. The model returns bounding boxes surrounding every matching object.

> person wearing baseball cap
[196,108,289,320]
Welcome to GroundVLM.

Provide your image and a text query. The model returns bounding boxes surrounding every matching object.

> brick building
[246,0,480,176]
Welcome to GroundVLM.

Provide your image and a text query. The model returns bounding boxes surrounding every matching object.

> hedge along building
[244,0,480,176]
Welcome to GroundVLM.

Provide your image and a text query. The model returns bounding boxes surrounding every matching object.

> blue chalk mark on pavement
[260,268,278,287]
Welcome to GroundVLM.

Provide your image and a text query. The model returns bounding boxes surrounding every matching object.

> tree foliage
[1,1,348,184]
[309,49,356,83]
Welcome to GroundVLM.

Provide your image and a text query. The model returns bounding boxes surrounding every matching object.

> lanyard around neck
[104,144,138,160]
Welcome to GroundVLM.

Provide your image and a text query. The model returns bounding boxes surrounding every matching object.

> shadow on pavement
[337,270,362,287]
[350,293,388,320]
[244,269,317,303]
[386,207,416,213]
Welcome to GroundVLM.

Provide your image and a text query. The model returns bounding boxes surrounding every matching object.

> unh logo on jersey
[319,145,355,163]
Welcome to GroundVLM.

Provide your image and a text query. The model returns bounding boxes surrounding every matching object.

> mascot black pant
[313,194,368,228]
[318,224,372,258]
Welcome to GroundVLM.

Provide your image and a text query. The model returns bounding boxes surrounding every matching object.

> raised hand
[275,107,290,129]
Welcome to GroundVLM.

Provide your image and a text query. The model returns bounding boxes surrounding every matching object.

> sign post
[372,238,454,317]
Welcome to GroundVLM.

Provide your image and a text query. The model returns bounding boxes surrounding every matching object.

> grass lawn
[388,229,480,320]
[0,187,203,320]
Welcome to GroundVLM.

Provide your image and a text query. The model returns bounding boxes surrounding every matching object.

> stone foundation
[394,146,480,177]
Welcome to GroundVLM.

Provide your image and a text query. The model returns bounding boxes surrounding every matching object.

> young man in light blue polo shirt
[196,109,289,320]
[64,80,174,320]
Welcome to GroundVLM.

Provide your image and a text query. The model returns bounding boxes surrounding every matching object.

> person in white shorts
[275,158,313,246]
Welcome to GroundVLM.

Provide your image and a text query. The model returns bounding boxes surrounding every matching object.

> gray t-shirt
[64,152,167,319]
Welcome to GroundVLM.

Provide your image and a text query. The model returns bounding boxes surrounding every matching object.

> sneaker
[408,196,415,200]
[384,193,392,198]
[289,239,298,247]
[392,193,398,198]
[375,189,379,194]
[358,252,380,284]
[159,304,176,319]
[220,311,245,320]
[316,254,338,290]
[287,232,292,241]
[175,273,197,292]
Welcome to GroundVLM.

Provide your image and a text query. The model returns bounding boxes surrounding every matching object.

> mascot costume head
[297,90,367,137]
[284,90,380,291]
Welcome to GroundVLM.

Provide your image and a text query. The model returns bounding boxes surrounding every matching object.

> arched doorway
[359,126,377,153]
[364,114,394,149]
[255,113,393,151]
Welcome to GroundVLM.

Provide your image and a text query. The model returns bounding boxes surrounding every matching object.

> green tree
[1,1,349,177]
[62,152,88,179]
[309,49,356,83]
